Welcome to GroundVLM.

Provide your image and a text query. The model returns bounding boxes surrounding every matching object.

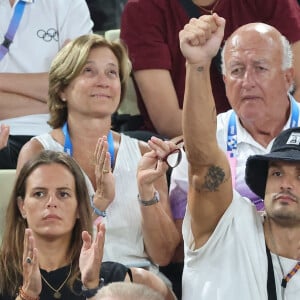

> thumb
[212,13,226,33]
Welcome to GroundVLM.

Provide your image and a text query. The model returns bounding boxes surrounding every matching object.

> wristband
[138,190,160,206]
[90,195,106,217]
[82,278,104,298]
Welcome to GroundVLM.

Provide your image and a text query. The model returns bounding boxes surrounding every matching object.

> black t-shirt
[0,261,129,300]
[85,0,127,32]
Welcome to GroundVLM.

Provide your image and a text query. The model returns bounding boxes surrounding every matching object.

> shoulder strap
[0,1,27,61]
[177,0,202,18]
[266,244,278,300]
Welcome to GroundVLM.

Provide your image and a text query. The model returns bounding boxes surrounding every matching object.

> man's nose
[241,69,255,89]
[279,174,294,191]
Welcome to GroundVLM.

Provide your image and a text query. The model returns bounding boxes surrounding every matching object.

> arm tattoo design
[202,165,225,192]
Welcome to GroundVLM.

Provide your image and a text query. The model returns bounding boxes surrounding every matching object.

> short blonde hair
[48,34,132,128]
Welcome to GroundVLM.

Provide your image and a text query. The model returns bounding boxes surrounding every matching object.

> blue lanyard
[227,112,237,157]
[227,97,299,156]
[62,122,115,167]
[0,1,26,61]
[289,96,299,128]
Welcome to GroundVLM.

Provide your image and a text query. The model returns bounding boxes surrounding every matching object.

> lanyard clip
[1,36,13,49]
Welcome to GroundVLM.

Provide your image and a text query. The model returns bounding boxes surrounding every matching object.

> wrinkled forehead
[225,23,282,59]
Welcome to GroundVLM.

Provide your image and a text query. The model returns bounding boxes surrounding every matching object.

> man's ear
[17,196,26,218]
[284,67,295,93]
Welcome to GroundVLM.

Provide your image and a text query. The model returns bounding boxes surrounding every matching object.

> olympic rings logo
[36,28,59,42]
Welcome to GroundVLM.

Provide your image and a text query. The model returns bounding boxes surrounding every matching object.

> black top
[0,261,129,300]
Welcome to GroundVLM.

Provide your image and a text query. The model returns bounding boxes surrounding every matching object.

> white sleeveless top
[33,133,154,269]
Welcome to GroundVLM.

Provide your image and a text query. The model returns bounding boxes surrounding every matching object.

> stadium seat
[0,169,16,238]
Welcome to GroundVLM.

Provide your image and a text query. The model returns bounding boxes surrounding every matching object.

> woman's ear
[59,90,67,102]
[17,196,26,218]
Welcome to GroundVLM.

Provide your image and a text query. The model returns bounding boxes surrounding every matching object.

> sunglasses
[161,137,184,168]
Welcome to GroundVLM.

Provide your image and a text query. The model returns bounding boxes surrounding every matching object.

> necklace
[196,0,222,14]
[268,219,300,299]
[41,263,72,299]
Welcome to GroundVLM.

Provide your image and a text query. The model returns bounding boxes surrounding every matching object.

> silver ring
[26,257,32,264]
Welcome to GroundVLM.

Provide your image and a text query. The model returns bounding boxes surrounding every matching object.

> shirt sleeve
[254,0,300,43]
[120,0,172,70]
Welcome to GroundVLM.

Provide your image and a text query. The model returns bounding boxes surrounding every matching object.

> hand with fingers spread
[21,229,42,299]
[179,13,226,65]
[137,136,178,194]
[80,223,105,289]
[93,136,115,212]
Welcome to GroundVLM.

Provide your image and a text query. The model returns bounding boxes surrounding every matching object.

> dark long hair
[0,150,93,296]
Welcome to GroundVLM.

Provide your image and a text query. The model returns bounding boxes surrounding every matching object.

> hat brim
[245,149,300,199]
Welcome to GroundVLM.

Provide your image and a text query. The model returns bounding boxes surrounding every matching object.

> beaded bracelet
[18,287,40,300]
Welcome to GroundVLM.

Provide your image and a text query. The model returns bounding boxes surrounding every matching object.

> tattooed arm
[179,14,233,248]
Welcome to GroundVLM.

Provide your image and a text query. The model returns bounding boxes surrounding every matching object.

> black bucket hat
[245,127,300,199]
